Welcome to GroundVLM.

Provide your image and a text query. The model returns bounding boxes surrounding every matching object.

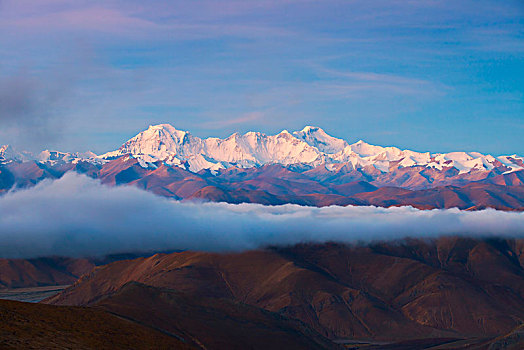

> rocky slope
[46,238,524,343]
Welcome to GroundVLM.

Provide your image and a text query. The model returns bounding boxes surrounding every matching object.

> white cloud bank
[0,173,523,258]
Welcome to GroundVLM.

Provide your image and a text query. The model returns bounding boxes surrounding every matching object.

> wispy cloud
[0,69,71,150]
[200,111,265,129]
[0,1,296,40]
[4,7,157,34]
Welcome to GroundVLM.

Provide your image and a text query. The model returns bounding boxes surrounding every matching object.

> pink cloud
[200,111,265,129]
[3,6,157,34]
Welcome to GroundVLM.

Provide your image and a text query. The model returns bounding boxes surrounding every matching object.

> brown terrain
[0,289,338,349]
[1,157,524,210]
[0,257,95,289]
[2,155,524,348]
[0,298,193,349]
[0,253,156,289]
[25,237,521,349]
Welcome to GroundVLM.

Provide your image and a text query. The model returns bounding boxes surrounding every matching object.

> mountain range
[2,126,524,348]
[1,124,523,210]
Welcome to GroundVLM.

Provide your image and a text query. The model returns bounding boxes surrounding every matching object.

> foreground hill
[1,286,338,349]
[0,254,161,289]
[46,238,524,345]
[0,257,94,289]
[0,298,193,349]
[4,294,523,349]
[93,282,338,350]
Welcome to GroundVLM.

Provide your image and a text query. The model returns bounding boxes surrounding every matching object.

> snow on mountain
[203,130,322,166]
[99,123,524,175]
[0,144,102,166]
[293,126,348,154]
[4,124,521,177]
[0,145,34,164]
[102,124,203,161]
[37,150,102,165]
[101,125,324,171]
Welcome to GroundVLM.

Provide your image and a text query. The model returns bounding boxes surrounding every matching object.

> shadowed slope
[95,282,339,350]
[0,298,194,349]
[2,158,524,210]
[0,257,94,289]
[46,238,524,342]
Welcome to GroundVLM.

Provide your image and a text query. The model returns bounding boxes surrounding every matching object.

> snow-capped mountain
[102,124,325,172]
[292,126,348,154]
[2,124,524,209]
[36,150,101,165]
[0,144,101,166]
[0,145,33,164]
[2,122,523,189]
[100,123,524,175]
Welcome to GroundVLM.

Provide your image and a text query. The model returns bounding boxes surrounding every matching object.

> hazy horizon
[0,0,522,154]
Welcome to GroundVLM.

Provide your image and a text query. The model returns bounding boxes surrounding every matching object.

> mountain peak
[349,139,387,157]
[299,125,324,134]
[226,132,240,140]
[0,144,33,163]
[99,123,201,163]
[98,124,523,175]
[0,144,10,154]
[293,126,348,154]
[145,124,190,139]
[148,123,171,130]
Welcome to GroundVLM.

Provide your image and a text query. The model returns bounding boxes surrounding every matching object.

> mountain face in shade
[0,298,195,349]
[6,239,524,348]
[44,238,524,345]
[1,124,523,210]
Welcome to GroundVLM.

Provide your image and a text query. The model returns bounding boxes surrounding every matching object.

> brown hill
[88,160,524,210]
[0,298,193,349]
[0,257,94,289]
[2,158,524,210]
[46,238,524,342]
[481,323,524,350]
[331,180,378,196]
[5,161,57,188]
[96,282,338,350]
[489,170,524,186]
[0,283,338,350]
[97,156,151,186]
[0,253,160,289]
[352,183,524,210]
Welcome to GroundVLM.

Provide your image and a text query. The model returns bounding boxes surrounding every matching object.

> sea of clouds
[0,172,523,258]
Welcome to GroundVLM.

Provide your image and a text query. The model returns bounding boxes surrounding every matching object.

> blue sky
[0,0,522,154]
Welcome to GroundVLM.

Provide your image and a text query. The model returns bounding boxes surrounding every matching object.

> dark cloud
[0,173,522,258]
[0,70,66,150]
